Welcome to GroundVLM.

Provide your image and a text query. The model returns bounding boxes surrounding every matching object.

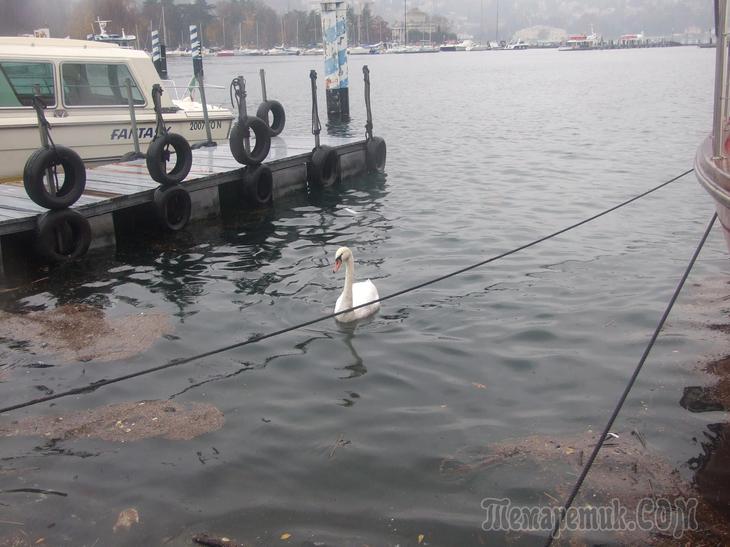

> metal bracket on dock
[122,78,145,161]
[259,69,268,102]
[194,74,217,149]
[363,65,374,141]
[310,70,322,150]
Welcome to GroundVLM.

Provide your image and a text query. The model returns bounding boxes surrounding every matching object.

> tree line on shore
[3,0,455,50]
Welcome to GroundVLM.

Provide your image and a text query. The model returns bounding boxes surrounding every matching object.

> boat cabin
[0,37,173,115]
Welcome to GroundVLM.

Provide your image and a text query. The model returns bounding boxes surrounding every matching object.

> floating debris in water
[0,304,171,364]
[0,400,224,442]
[113,508,139,533]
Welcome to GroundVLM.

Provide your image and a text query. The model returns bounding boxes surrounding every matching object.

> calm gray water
[1,48,729,546]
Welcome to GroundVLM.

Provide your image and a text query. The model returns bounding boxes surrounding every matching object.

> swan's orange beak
[333,257,342,273]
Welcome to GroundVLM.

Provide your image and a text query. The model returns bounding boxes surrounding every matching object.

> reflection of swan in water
[336,330,367,379]
[332,246,380,322]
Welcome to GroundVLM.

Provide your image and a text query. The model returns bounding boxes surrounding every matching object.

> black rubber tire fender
[229,116,272,166]
[153,184,192,231]
[366,137,387,174]
[256,100,286,137]
[145,133,193,185]
[35,209,91,263]
[242,165,273,207]
[23,145,86,210]
[308,145,339,187]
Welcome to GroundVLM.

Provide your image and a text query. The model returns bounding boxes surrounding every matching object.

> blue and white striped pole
[320,1,350,121]
[151,28,168,79]
[190,24,204,78]
[189,24,214,145]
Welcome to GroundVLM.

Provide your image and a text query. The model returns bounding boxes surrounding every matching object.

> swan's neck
[341,256,355,309]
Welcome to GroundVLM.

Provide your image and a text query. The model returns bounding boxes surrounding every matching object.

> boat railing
[713,0,729,158]
[160,79,227,106]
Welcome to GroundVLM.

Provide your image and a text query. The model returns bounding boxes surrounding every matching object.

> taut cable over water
[544,211,717,547]
[0,168,695,414]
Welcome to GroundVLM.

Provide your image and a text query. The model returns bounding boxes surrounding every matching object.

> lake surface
[1,47,729,546]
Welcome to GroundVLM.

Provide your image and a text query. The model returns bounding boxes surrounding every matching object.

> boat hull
[0,111,232,180]
[695,135,730,250]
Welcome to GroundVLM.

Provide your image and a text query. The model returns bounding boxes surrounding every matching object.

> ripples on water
[0,48,728,545]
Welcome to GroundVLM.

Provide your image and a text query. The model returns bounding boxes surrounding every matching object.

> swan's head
[332,246,352,273]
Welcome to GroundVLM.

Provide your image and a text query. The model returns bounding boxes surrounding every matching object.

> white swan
[332,246,380,322]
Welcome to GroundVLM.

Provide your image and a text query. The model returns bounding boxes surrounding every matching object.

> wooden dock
[0,134,370,277]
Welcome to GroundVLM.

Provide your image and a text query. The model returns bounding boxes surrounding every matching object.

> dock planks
[0,134,363,236]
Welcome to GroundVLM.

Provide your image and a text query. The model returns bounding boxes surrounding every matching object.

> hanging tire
[146,133,193,186]
[242,165,273,207]
[366,137,387,174]
[256,100,286,137]
[23,145,86,210]
[153,184,191,231]
[229,116,271,166]
[35,209,91,263]
[308,146,339,187]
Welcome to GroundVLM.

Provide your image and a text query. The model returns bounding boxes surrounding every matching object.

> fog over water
[2,0,713,41]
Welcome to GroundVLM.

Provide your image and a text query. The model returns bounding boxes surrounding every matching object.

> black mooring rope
[0,169,694,415]
[544,211,717,547]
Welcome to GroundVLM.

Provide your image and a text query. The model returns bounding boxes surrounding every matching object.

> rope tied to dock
[229,76,247,120]
[31,95,57,152]
[544,211,717,547]
[0,168,696,415]
[363,66,374,141]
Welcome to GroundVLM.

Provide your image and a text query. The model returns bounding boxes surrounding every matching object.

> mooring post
[310,70,322,149]
[125,78,142,158]
[190,24,215,147]
[259,69,268,102]
[320,1,350,122]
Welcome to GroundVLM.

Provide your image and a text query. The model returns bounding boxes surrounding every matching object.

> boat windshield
[0,61,55,108]
[61,62,144,107]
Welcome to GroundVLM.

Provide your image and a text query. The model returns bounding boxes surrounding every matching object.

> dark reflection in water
[680,386,727,413]
[335,329,368,380]
[689,423,730,520]
[326,119,356,138]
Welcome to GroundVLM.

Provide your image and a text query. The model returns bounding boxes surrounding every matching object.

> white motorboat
[0,37,234,180]
[465,42,490,51]
[266,46,300,56]
[85,17,136,49]
[348,45,373,55]
[695,0,730,251]
[559,31,600,51]
[505,39,529,50]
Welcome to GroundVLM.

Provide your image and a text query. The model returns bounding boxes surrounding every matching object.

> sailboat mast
[430,0,434,45]
[495,0,499,43]
[403,0,407,45]
[161,4,167,44]
[480,0,484,42]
